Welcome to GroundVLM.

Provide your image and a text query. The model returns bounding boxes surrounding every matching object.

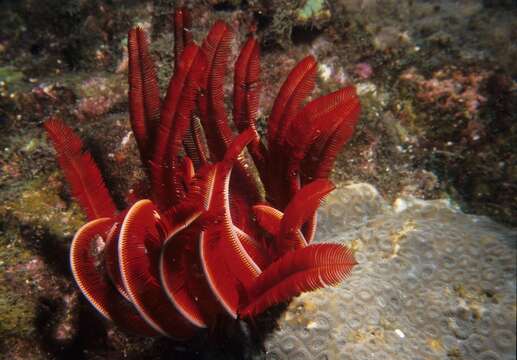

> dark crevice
[35,296,108,360]
[291,25,323,45]
[19,223,71,279]
[253,11,272,33]
[212,2,239,12]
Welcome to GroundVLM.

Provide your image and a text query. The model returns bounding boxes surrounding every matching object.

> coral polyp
[44,8,360,339]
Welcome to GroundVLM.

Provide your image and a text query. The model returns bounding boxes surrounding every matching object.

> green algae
[296,0,329,23]
[1,175,85,237]
[0,221,37,339]
[0,285,36,338]
[21,138,40,154]
[0,66,24,84]
[0,221,33,269]
[0,273,37,339]
[0,173,85,342]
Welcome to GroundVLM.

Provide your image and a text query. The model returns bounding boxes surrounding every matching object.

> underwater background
[0,0,515,359]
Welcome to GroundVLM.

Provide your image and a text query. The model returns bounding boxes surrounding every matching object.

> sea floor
[0,1,516,359]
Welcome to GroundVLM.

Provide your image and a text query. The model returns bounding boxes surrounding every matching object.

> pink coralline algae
[75,96,118,121]
[401,67,487,118]
[74,76,124,121]
[354,63,373,80]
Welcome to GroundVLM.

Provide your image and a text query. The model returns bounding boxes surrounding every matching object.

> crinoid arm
[128,27,161,164]
[198,21,235,158]
[44,118,117,220]
[200,130,262,318]
[240,244,357,318]
[70,217,158,336]
[233,35,266,176]
[274,179,335,256]
[172,7,193,71]
[151,44,207,208]
[118,199,198,338]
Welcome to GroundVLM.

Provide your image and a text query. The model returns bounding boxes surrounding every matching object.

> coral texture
[262,184,516,360]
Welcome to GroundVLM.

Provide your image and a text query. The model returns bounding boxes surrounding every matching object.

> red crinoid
[44,8,360,339]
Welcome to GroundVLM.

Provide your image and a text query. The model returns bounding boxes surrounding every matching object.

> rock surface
[1,1,516,358]
[262,183,516,360]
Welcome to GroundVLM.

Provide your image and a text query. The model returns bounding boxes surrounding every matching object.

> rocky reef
[0,0,516,359]
[263,183,516,359]
[1,181,515,359]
